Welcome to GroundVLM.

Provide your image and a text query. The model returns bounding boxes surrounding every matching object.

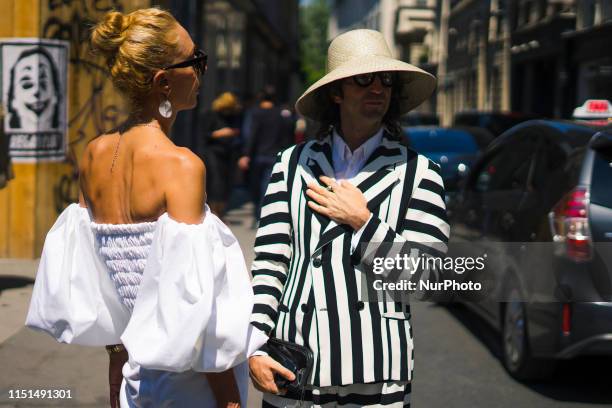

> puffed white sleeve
[120,210,268,372]
[25,204,130,345]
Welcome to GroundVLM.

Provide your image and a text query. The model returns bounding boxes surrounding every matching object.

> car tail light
[548,187,592,261]
[562,303,571,336]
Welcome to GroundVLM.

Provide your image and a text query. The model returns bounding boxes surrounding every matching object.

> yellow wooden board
[1,0,151,258]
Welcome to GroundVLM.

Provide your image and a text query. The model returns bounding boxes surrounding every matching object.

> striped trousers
[262,381,411,408]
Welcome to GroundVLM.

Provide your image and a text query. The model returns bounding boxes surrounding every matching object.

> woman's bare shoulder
[160,146,207,223]
[147,145,205,178]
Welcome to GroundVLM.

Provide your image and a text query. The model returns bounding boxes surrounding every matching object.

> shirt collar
[332,127,383,162]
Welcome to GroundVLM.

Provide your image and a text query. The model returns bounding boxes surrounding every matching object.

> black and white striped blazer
[250,132,450,387]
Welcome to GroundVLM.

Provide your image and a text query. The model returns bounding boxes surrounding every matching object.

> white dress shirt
[331,128,382,251]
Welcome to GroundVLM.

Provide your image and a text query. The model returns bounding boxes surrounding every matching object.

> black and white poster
[1,39,68,162]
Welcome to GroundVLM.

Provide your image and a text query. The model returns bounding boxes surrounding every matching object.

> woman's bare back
[80,126,206,224]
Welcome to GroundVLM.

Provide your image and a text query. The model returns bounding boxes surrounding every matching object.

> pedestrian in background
[202,91,242,219]
[238,86,294,223]
[248,29,449,407]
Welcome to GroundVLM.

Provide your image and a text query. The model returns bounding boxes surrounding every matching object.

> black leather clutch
[266,337,314,399]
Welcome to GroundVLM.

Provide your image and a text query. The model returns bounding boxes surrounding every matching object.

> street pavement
[1,198,611,407]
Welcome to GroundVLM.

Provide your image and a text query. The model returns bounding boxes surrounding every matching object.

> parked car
[447,119,612,380]
[403,126,494,193]
[400,112,440,126]
[453,111,540,137]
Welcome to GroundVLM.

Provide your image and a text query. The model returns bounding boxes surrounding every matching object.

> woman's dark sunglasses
[352,72,394,87]
[163,49,208,76]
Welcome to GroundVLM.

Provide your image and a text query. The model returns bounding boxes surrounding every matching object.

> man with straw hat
[249,29,450,407]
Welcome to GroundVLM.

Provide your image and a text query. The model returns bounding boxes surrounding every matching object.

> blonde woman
[25,8,267,407]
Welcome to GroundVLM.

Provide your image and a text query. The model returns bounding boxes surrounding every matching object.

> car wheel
[502,287,555,381]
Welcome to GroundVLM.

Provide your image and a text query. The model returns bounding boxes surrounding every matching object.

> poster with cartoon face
[1,39,68,162]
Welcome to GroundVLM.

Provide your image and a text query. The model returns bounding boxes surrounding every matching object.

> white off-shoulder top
[25,203,268,407]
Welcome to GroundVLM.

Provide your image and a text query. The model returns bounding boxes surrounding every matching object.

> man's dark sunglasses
[163,49,208,76]
[352,71,394,88]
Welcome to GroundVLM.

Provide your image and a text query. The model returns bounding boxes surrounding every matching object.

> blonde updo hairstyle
[212,92,240,113]
[90,8,180,111]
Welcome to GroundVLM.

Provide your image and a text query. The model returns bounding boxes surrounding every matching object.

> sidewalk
[0,200,263,407]
[0,259,38,344]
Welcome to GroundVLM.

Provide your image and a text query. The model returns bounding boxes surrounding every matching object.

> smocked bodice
[91,220,157,310]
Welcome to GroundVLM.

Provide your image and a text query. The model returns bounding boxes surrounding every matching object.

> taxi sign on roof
[573,99,612,119]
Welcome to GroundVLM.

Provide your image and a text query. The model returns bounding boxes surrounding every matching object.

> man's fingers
[270,360,296,381]
[319,175,337,187]
[253,379,279,394]
[306,188,328,205]
[249,356,287,394]
[319,177,350,194]
[253,375,279,394]
[308,200,330,216]
[307,182,331,196]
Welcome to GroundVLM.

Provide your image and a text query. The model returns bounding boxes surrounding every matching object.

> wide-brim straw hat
[296,29,436,122]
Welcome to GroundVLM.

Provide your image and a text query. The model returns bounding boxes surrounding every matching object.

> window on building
[518,0,535,26]
[603,0,612,23]
[537,1,547,21]
[584,1,596,27]
[491,67,501,111]
[468,25,477,54]
[497,13,505,38]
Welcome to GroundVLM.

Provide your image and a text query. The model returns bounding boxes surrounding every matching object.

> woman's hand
[248,355,295,395]
[206,370,241,407]
[306,176,371,230]
[107,347,128,408]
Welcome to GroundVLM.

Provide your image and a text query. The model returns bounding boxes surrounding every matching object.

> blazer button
[312,257,322,268]
[301,304,309,313]
[356,301,365,311]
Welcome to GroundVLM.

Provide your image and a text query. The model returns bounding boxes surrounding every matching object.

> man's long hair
[313,78,404,141]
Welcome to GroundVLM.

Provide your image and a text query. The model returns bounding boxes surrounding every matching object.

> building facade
[170,0,301,149]
[329,0,610,124]
[439,0,611,122]
[329,0,439,113]
[563,0,612,116]
[508,0,576,118]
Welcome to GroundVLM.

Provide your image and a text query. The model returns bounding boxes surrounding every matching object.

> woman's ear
[152,71,170,94]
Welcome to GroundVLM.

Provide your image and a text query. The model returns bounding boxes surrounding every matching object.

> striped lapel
[306,132,405,252]
[299,136,335,229]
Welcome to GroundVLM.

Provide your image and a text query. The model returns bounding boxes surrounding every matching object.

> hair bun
[90,11,130,64]
[88,7,179,110]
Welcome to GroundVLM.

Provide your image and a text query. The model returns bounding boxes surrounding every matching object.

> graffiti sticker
[1,38,69,162]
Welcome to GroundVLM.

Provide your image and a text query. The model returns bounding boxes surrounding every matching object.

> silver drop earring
[159,96,172,118]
